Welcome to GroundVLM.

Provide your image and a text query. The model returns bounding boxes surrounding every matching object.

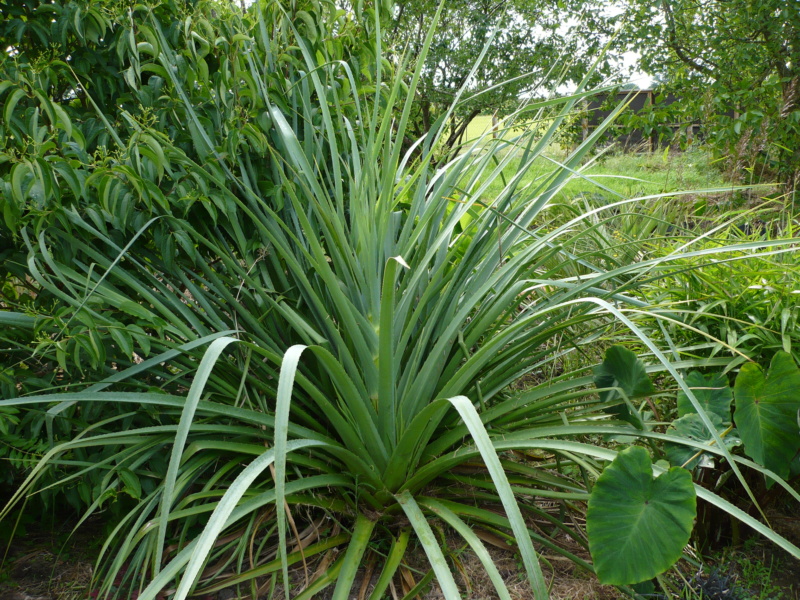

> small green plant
[739,558,785,600]
[587,345,800,581]
[699,539,794,600]
[662,353,800,482]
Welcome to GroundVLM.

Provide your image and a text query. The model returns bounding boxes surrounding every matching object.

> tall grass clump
[635,211,800,366]
[2,2,799,599]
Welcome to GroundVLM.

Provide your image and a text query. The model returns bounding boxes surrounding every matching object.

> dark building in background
[581,89,692,151]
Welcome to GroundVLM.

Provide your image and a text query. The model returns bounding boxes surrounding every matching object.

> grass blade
[421,498,514,600]
[170,439,325,600]
[367,528,411,600]
[275,344,307,599]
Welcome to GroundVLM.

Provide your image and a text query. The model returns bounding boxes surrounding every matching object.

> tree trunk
[443,109,481,152]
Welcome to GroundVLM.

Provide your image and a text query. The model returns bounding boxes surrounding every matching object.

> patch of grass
[734,538,797,600]
[464,144,733,207]
[465,114,496,139]
[739,560,787,600]
[586,150,732,198]
[463,114,528,143]
[699,538,800,600]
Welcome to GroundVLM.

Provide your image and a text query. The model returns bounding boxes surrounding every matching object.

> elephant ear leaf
[677,371,732,423]
[587,446,696,585]
[734,351,800,480]
[666,412,741,471]
[593,346,654,427]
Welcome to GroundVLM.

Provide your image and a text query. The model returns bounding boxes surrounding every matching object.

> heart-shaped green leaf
[677,371,732,422]
[666,412,740,470]
[734,352,800,480]
[587,446,696,585]
[593,346,654,427]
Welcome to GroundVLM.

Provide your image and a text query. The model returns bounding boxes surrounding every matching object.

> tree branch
[661,0,717,77]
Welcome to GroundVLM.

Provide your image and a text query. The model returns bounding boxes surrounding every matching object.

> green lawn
[464,114,496,139]
[462,111,733,206]
[466,143,733,207]
[463,114,528,142]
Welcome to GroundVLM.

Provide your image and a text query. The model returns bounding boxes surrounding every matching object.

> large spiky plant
[2,2,799,599]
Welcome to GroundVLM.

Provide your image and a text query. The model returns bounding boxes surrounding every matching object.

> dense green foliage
[617,0,800,187]
[639,223,800,367]
[0,0,382,507]
[0,0,379,396]
[589,346,800,569]
[1,1,799,599]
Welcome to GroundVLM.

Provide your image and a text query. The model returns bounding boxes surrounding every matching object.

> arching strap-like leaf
[330,514,377,600]
[734,351,800,480]
[156,336,239,573]
[366,529,410,600]
[421,499,513,600]
[396,490,462,600]
[586,446,696,585]
[275,345,307,599]
[446,396,548,600]
[171,440,325,600]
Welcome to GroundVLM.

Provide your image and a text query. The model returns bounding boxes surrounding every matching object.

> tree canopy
[618,0,800,187]
[389,0,614,149]
[0,0,384,397]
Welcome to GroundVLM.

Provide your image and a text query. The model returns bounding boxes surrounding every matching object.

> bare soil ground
[1,510,799,600]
